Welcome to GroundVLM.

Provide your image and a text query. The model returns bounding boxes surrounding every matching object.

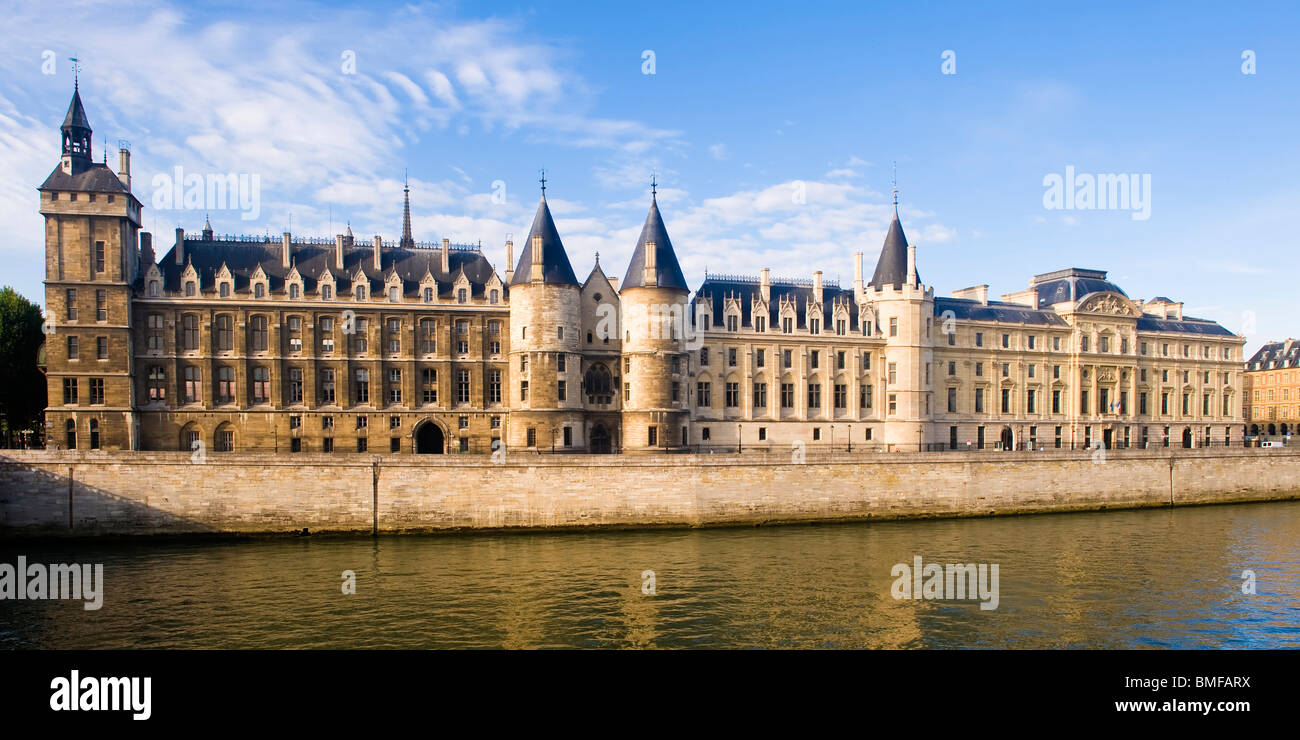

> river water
[2,501,1297,649]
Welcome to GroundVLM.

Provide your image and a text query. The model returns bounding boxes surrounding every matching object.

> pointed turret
[509,193,579,286]
[620,192,688,292]
[60,83,93,175]
[868,193,920,290]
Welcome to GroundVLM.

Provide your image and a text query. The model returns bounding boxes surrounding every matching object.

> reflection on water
[2,501,1298,648]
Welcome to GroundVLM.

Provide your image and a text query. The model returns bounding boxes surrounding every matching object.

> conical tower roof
[868,201,919,290]
[509,194,579,286]
[62,85,91,132]
[620,194,689,292]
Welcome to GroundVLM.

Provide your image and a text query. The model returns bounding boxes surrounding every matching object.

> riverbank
[1,447,1298,538]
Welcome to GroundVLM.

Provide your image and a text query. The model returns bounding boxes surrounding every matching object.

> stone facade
[40,84,1246,456]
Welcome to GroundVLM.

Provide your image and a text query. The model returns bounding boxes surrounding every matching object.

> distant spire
[891,161,898,209]
[650,171,657,199]
[400,175,414,249]
[539,168,547,198]
[595,250,600,267]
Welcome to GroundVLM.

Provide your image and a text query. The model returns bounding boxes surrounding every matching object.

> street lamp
[737,424,742,454]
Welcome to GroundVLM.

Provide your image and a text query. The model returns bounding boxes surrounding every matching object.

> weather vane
[69,57,81,86]
[891,161,898,205]
[651,171,657,197]
[539,168,547,194]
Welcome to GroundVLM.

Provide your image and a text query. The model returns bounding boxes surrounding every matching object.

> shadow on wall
[0,455,213,537]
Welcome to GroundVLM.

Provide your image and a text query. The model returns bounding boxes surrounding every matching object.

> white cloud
[709,143,727,160]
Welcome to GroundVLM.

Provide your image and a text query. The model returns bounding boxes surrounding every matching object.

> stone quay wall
[1,447,1297,538]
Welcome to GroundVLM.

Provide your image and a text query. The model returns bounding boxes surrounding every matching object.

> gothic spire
[400,173,414,249]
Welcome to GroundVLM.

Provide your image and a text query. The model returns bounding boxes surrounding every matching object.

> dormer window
[149,280,160,297]
[457,288,467,303]
[423,287,433,302]
[289,284,300,300]
[490,289,499,304]
[389,287,399,302]
[185,281,196,297]
[254,283,265,299]
[726,314,738,332]
[219,283,231,298]
[321,285,332,300]
[355,285,366,301]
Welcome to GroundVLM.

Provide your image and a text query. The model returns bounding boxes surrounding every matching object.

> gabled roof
[620,196,689,292]
[868,205,919,289]
[694,275,860,332]
[509,196,578,287]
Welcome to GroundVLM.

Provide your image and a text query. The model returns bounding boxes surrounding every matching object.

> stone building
[40,84,1246,454]
[1243,340,1300,439]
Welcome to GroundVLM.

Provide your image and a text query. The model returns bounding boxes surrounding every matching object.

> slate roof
[693,277,860,332]
[62,86,91,131]
[1134,316,1235,337]
[1246,340,1300,370]
[1031,268,1128,308]
[39,162,132,194]
[620,196,689,291]
[152,238,502,299]
[509,196,578,287]
[868,206,919,290]
[933,297,1069,326]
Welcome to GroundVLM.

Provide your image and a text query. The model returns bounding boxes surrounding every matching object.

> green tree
[0,287,47,441]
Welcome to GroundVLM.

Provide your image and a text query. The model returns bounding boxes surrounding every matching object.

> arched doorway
[1181,427,1192,448]
[1282,423,1290,436]
[415,421,445,454]
[1268,423,1277,436]
[1250,424,1260,437]
[590,424,612,454]
[999,426,1014,451]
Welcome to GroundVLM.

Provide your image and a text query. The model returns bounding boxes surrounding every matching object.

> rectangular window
[696,381,712,407]
[96,290,107,321]
[648,426,658,446]
[62,378,78,404]
[89,377,105,405]
[725,382,740,407]
[889,317,898,337]
[356,369,370,404]
[1026,389,1036,414]
[457,370,470,404]
[94,241,105,273]
[521,381,530,402]
[753,382,767,408]
[1052,389,1061,414]
[781,383,795,408]
[558,380,567,403]
[488,370,501,405]
[96,336,107,359]
[1001,388,1010,414]
[975,388,984,413]
[975,332,983,347]
[947,387,957,413]
[888,363,897,385]
[388,369,402,404]
[807,383,821,409]
[861,385,873,410]
[834,384,847,409]
[66,289,77,321]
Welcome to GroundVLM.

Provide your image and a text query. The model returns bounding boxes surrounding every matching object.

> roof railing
[702,270,840,288]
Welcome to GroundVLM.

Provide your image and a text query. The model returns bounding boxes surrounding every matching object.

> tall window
[488,370,502,404]
[88,378,104,405]
[63,377,78,404]
[252,367,270,403]
[387,318,401,353]
[148,366,166,401]
[184,367,202,403]
[457,370,470,404]
[420,319,436,354]
[753,382,768,408]
[781,383,795,408]
[96,290,107,321]
[320,369,336,404]
[216,366,236,404]
[215,314,233,351]
[388,369,402,404]
[147,313,164,351]
[355,369,370,404]
[808,382,821,409]
[67,336,79,359]
[725,382,740,407]
[94,241,105,273]
[66,289,77,320]
[421,368,436,404]
[250,315,268,351]
[287,368,303,404]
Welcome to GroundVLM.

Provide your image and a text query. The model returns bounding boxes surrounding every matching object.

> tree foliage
[0,287,47,433]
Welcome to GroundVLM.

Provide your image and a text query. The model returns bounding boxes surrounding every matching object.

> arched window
[180,423,200,452]
[215,423,235,452]
[584,363,614,404]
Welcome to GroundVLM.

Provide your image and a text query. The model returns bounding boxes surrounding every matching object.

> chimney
[441,238,450,274]
[853,252,864,302]
[760,268,771,303]
[813,271,824,305]
[643,241,658,286]
[372,235,382,272]
[140,232,154,266]
[117,146,131,191]
[906,244,917,287]
[329,234,342,272]
[530,234,544,282]
[504,240,514,283]
[282,232,293,270]
[608,276,619,291]
[174,227,185,265]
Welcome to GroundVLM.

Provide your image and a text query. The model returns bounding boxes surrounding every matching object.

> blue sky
[1,0,1297,355]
